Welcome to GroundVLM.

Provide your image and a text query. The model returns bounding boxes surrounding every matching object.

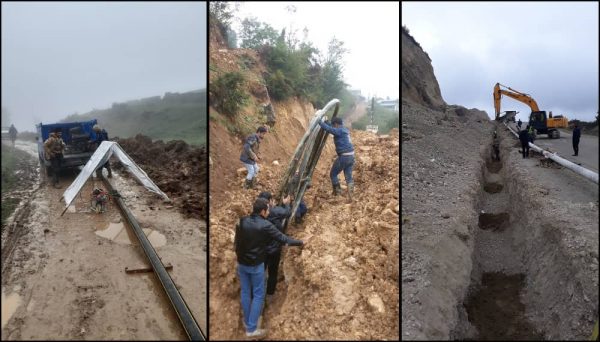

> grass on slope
[62,91,207,146]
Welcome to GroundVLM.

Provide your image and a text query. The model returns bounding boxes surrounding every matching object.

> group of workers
[234,116,355,338]
[43,124,111,188]
[516,118,581,158]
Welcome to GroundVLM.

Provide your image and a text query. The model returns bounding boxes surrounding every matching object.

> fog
[402,2,599,122]
[1,2,206,132]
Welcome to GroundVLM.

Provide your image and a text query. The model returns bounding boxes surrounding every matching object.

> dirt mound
[114,134,207,220]
[402,27,446,111]
[209,129,399,340]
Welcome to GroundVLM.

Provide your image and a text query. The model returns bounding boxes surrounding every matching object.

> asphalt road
[507,122,599,172]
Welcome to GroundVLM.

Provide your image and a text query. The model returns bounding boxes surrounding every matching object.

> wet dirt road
[1,141,206,340]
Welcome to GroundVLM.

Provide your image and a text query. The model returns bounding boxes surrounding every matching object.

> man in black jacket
[234,197,303,339]
[572,123,581,156]
[258,192,291,304]
[519,127,530,158]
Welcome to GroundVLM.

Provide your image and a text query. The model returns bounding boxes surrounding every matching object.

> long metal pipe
[102,177,205,341]
[277,99,340,220]
[503,122,599,184]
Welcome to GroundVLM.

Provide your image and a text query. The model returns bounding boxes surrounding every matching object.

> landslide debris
[209,129,399,340]
[114,134,207,220]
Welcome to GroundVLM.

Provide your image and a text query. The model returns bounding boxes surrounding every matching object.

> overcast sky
[1,2,206,131]
[402,2,598,121]
[232,1,399,101]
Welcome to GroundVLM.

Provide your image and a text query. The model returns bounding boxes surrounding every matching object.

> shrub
[211,72,249,117]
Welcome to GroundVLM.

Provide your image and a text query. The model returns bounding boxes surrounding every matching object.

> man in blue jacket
[318,117,355,197]
[240,126,268,189]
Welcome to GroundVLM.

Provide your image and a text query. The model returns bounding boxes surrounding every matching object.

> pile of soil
[209,129,399,340]
[114,134,207,220]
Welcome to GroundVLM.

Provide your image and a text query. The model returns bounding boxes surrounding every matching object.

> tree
[209,2,239,44]
[239,17,279,49]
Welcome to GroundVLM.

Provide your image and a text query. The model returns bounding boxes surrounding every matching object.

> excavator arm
[494,83,540,120]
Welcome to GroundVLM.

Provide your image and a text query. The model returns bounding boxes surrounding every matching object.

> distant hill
[61,90,207,146]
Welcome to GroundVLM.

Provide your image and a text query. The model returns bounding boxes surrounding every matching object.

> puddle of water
[95,222,166,247]
[464,272,544,340]
[1,289,22,329]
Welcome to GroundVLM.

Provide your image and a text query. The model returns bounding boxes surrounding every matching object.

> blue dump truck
[36,119,100,175]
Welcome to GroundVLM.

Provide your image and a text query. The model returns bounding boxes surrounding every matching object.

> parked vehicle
[36,119,99,175]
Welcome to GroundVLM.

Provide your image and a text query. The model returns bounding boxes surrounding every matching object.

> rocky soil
[114,135,207,220]
[401,24,598,341]
[209,129,399,340]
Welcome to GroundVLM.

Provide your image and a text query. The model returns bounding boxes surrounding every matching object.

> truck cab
[36,119,100,175]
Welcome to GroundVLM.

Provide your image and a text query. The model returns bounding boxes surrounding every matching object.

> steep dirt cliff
[401,27,446,111]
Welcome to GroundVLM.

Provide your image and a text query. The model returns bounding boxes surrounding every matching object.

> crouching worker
[91,188,109,213]
[234,198,304,339]
[257,192,291,305]
[90,125,113,178]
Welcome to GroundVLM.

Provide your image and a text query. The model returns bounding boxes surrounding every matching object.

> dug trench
[451,129,596,340]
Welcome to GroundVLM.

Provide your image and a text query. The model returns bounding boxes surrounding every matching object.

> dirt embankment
[209,27,399,339]
[401,27,446,111]
[114,135,207,220]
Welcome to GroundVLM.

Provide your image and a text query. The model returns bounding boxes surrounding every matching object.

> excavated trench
[452,138,547,340]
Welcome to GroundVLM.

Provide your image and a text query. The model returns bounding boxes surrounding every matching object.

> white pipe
[503,122,598,184]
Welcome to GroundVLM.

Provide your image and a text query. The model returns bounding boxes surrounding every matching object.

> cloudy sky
[232,1,399,101]
[402,2,598,121]
[1,2,206,131]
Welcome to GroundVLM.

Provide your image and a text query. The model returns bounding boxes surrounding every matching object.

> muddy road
[1,140,206,340]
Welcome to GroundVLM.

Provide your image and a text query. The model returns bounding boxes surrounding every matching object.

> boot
[332,183,342,196]
[347,182,354,200]
[244,179,253,189]
[251,177,258,188]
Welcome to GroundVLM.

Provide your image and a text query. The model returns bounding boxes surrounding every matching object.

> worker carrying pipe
[317,117,355,199]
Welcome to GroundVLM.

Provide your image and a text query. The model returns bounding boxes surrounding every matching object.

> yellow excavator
[493,82,568,139]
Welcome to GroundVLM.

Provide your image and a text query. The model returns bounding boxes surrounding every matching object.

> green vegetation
[61,90,207,146]
[1,144,27,225]
[211,72,250,118]
[234,14,348,110]
[240,17,279,50]
[209,2,239,48]
[352,103,399,134]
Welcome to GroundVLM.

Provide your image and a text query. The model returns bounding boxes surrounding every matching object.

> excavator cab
[529,111,560,139]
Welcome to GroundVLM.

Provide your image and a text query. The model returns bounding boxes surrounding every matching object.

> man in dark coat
[234,198,303,339]
[519,127,530,158]
[257,192,291,303]
[572,123,581,156]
